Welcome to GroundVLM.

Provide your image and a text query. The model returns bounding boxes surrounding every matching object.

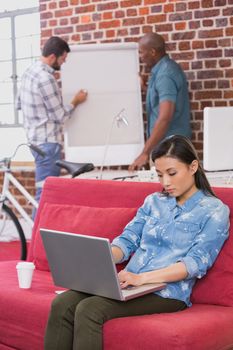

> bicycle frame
[0,169,38,228]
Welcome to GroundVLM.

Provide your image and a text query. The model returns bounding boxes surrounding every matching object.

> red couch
[0,177,233,350]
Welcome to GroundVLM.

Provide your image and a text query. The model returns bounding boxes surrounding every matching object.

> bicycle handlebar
[0,143,46,167]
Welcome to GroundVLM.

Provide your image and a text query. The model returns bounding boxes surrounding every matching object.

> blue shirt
[146,54,191,138]
[112,191,229,306]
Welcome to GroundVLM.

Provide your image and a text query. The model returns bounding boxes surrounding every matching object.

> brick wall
[0,169,36,216]
[39,0,233,158]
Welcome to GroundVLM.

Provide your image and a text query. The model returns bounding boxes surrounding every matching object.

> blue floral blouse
[112,190,230,306]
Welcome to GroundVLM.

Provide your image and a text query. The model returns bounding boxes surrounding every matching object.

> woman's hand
[118,262,188,289]
[118,270,143,289]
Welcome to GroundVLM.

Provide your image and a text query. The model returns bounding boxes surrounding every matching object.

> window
[0,1,40,127]
[0,1,40,161]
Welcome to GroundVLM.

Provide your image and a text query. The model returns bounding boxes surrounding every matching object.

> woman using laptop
[44,135,229,350]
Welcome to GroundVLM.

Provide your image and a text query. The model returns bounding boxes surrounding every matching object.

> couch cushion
[33,203,137,271]
[103,304,233,350]
[191,213,233,307]
[28,178,162,261]
[0,260,55,350]
[1,261,233,350]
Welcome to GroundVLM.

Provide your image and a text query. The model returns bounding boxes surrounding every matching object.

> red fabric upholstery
[0,241,30,261]
[33,203,137,271]
[0,177,232,350]
[1,260,233,350]
[0,261,56,350]
[28,178,162,261]
[104,304,233,350]
[191,189,233,307]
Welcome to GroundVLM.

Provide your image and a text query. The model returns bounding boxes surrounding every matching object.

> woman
[44,135,229,350]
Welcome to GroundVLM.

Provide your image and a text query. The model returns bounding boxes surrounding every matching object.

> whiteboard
[61,42,144,166]
[203,107,233,171]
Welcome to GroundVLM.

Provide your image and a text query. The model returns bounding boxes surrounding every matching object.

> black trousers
[44,290,187,350]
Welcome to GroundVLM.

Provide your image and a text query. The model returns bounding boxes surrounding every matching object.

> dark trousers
[44,290,187,350]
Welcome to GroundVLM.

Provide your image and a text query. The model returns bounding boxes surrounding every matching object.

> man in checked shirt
[17,36,88,208]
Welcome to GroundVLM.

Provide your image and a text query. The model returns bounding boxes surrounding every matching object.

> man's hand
[118,270,143,289]
[71,89,88,108]
[128,152,149,172]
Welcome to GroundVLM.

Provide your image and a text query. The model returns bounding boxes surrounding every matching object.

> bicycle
[0,143,94,261]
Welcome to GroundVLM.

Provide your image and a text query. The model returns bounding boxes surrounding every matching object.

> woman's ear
[190,160,199,175]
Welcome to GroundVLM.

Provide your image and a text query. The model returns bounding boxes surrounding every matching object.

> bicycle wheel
[0,203,27,260]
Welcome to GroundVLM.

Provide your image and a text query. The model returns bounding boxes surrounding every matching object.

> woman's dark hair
[42,36,70,58]
[151,135,216,197]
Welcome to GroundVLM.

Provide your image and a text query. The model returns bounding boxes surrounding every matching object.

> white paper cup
[16,262,35,289]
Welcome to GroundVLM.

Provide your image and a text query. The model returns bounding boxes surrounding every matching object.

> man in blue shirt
[129,32,191,171]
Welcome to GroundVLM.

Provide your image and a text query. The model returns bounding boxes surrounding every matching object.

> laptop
[40,229,166,301]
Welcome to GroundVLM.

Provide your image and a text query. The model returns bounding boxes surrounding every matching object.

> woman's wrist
[139,272,150,285]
